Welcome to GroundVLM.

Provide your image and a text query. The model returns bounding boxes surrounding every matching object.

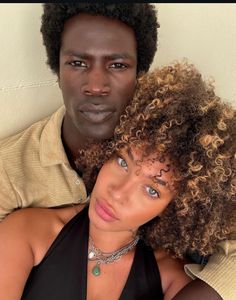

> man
[0,3,158,217]
[0,3,234,300]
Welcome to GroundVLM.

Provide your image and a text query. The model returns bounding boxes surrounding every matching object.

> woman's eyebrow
[155,177,167,187]
[127,148,134,161]
[126,149,170,189]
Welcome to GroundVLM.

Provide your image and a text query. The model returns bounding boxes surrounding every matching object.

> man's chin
[84,128,115,143]
[83,135,111,148]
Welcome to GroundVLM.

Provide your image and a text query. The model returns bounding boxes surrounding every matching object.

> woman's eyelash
[145,186,160,198]
[117,156,128,169]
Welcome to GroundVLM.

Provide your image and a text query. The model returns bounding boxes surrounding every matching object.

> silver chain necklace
[88,235,139,276]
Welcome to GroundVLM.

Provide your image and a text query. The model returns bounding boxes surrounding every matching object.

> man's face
[59,13,137,143]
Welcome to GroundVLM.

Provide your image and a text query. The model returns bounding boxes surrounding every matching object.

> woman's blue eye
[146,186,159,198]
[117,157,128,169]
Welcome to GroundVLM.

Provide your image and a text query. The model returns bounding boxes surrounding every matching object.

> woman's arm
[0,210,35,300]
[0,206,75,300]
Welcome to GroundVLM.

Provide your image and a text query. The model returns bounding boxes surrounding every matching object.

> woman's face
[89,146,176,234]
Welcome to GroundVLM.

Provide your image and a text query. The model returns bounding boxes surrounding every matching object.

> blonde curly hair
[76,61,236,258]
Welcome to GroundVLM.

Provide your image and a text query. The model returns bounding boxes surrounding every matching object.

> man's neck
[61,136,78,170]
[61,117,87,170]
[61,116,102,172]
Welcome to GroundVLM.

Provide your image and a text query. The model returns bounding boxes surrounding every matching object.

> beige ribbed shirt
[0,105,87,220]
[185,239,236,300]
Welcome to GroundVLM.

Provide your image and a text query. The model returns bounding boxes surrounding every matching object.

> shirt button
[75,178,81,185]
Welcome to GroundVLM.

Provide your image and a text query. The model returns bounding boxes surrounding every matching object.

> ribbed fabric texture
[0,106,87,220]
[185,239,236,299]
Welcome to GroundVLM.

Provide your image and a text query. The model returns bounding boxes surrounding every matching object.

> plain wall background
[0,3,236,139]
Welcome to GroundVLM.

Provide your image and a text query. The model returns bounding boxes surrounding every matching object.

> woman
[0,62,235,300]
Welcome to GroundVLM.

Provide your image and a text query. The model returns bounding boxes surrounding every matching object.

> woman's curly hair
[77,61,236,258]
[40,3,158,76]
[112,61,236,258]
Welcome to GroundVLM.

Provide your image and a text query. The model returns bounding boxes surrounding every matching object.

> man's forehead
[63,12,135,36]
[61,13,137,57]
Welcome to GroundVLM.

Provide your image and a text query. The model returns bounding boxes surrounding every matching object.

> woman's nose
[107,179,131,205]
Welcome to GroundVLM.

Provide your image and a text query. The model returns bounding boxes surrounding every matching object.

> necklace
[88,235,139,276]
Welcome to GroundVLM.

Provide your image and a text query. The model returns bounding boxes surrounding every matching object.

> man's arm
[173,279,222,300]
[179,239,236,300]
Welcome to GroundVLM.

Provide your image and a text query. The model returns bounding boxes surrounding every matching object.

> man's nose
[82,67,111,97]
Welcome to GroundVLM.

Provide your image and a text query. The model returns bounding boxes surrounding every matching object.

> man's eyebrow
[104,53,134,60]
[61,50,89,59]
[61,50,133,60]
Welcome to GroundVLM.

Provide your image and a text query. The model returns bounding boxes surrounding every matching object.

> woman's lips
[95,199,118,222]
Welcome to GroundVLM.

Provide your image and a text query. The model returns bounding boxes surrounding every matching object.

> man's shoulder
[0,106,64,157]
[0,116,50,151]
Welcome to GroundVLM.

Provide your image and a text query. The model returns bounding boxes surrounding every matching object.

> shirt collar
[40,105,69,167]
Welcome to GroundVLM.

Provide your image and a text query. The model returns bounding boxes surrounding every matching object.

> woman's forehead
[123,144,170,163]
[121,145,173,177]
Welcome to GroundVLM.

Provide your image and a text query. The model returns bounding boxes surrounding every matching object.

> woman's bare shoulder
[1,204,85,231]
[0,204,85,265]
[0,207,64,237]
[154,249,192,300]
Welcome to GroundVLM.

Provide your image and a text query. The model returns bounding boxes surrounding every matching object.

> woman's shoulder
[0,205,86,299]
[1,204,85,230]
[0,206,66,237]
[0,205,85,265]
[154,249,192,300]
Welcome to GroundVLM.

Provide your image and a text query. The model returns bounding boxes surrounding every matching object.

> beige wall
[0,3,236,139]
[0,4,62,139]
[154,4,236,103]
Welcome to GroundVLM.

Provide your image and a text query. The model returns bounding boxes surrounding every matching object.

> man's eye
[146,186,160,198]
[110,63,127,69]
[69,61,87,68]
[117,157,128,170]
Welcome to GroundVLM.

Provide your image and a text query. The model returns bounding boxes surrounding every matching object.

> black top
[21,206,163,300]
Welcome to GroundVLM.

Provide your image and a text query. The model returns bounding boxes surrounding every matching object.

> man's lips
[77,103,115,123]
[81,110,114,123]
[95,199,118,222]
[78,103,111,111]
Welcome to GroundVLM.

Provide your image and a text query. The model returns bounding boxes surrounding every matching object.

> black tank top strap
[21,206,89,300]
[120,239,163,300]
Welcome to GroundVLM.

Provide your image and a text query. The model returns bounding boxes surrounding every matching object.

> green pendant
[92,265,101,276]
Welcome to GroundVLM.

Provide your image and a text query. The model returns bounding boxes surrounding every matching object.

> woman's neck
[89,223,137,253]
